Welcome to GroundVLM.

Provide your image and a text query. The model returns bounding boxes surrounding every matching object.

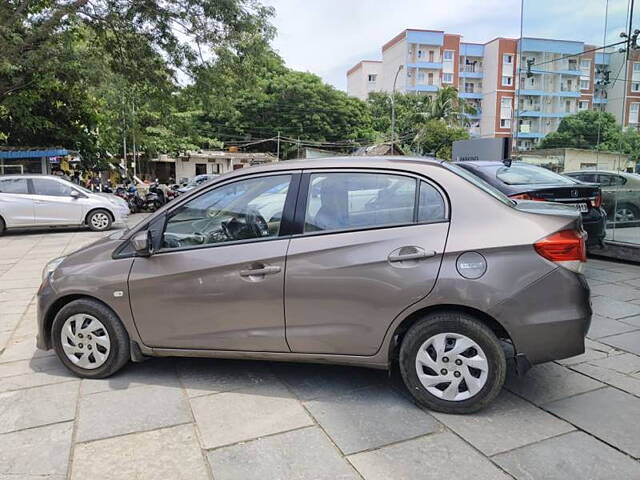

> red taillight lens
[535,229,587,263]
[510,193,545,201]
[591,194,602,209]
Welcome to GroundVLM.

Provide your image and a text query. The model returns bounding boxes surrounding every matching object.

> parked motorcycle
[143,182,165,211]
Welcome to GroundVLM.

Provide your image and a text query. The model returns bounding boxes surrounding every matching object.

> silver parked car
[0,175,129,234]
[37,157,591,413]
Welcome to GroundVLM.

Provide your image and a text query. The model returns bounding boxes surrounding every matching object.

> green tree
[413,119,470,159]
[540,110,618,149]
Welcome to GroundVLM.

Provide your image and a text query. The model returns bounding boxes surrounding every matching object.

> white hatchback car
[0,175,129,234]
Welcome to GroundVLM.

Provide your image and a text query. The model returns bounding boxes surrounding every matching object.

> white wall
[347,62,382,100]
[381,38,407,93]
[480,40,500,137]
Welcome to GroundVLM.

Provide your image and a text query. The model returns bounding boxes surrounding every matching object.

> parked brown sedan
[37,157,591,413]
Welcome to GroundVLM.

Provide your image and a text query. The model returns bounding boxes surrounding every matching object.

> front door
[31,178,84,225]
[128,173,297,351]
[285,171,449,356]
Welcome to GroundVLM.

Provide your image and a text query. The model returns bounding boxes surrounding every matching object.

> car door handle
[388,247,436,263]
[240,265,281,277]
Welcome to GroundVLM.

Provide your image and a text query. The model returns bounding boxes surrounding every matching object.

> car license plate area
[575,203,589,213]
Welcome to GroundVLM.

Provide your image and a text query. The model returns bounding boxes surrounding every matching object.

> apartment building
[347,29,631,148]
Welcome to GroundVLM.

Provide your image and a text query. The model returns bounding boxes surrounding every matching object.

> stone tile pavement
[1,217,640,479]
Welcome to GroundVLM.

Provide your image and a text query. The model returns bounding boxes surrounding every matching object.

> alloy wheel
[60,314,111,369]
[90,212,110,230]
[615,207,637,223]
[414,332,489,401]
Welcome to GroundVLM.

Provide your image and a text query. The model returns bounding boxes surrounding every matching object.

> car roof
[233,156,443,173]
[455,161,530,168]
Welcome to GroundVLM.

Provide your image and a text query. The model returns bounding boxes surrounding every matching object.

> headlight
[42,256,66,281]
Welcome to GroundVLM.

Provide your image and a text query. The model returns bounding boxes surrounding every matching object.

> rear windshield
[496,164,575,185]
[444,163,515,207]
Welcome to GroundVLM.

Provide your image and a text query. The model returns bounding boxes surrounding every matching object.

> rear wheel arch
[387,304,513,364]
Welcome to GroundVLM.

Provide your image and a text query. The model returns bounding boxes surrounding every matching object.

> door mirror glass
[70,190,81,199]
[131,231,151,256]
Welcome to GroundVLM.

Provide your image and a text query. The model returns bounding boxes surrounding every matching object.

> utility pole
[391,65,404,152]
[276,131,280,160]
[297,136,301,159]
[132,102,137,180]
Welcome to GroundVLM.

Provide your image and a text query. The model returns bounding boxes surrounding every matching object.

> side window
[0,178,29,194]
[613,175,627,186]
[32,178,72,197]
[162,174,291,249]
[304,173,417,233]
[597,174,613,186]
[418,181,446,222]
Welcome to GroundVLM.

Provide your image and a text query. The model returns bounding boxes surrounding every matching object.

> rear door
[284,170,449,356]
[31,178,84,225]
[0,177,34,226]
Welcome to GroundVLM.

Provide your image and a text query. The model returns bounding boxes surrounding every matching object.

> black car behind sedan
[455,161,606,248]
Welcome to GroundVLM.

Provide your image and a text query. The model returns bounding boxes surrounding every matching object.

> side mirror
[131,231,152,257]
[70,190,81,199]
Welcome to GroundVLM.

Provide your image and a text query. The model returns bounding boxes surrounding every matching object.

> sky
[261,0,634,91]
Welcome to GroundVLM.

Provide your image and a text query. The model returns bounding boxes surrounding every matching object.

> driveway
[1,215,640,479]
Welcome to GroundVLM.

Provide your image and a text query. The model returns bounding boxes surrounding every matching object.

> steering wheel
[245,207,269,238]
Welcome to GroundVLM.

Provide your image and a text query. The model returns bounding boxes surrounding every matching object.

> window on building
[500,97,512,126]
[428,51,434,62]
[417,72,425,83]
[634,62,640,72]
[428,72,434,85]
[565,100,572,113]
[633,82,640,92]
[442,73,453,83]
[417,49,424,59]
[578,100,589,110]
[503,54,513,64]
[630,103,640,124]
[502,75,513,86]
[367,74,377,83]
[580,59,591,69]
[443,50,454,61]
[580,79,589,89]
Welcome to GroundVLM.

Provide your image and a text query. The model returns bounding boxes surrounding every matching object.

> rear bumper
[491,267,591,365]
[583,208,606,246]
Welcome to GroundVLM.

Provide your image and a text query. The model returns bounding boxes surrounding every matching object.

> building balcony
[459,70,483,79]
[593,97,608,104]
[516,131,545,139]
[407,62,443,70]
[459,92,482,99]
[518,89,545,96]
[517,110,570,118]
[406,84,439,92]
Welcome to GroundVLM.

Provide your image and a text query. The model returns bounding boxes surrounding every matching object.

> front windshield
[445,163,515,207]
[496,164,576,186]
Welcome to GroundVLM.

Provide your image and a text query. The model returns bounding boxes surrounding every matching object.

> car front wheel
[52,299,130,378]
[87,209,113,231]
[399,311,506,414]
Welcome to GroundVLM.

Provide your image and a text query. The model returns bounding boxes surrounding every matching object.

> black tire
[399,311,506,414]
[615,203,640,223]
[86,209,113,231]
[0,216,5,236]
[52,298,130,378]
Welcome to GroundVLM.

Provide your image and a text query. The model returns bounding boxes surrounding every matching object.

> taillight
[591,193,602,209]
[534,229,586,272]
[510,193,546,202]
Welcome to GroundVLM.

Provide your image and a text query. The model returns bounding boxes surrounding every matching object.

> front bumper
[491,267,591,365]
[112,204,130,225]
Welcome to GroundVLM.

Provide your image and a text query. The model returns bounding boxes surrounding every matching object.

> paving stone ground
[1,216,640,479]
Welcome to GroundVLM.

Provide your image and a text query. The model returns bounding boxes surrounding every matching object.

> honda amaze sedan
[0,175,129,234]
[36,157,591,413]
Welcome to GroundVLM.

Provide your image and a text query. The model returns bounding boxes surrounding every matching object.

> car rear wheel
[0,216,5,236]
[87,209,112,231]
[52,299,130,378]
[615,204,639,223]
[399,311,506,414]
